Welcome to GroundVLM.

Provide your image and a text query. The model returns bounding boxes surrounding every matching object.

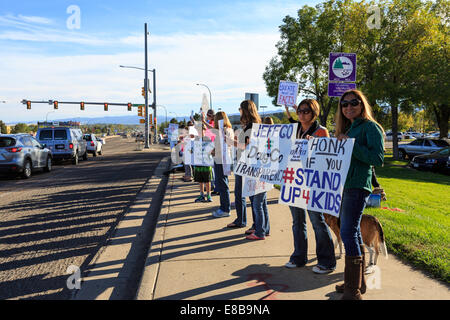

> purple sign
[328,82,357,97]
[329,53,357,82]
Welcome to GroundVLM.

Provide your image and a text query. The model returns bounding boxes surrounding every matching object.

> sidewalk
[137,171,449,300]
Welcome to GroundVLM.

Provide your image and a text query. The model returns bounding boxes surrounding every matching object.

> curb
[72,155,171,300]
[134,169,174,300]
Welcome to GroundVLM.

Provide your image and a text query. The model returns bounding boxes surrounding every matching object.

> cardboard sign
[278,138,355,217]
[218,120,232,175]
[242,177,273,197]
[277,81,299,107]
[184,139,214,166]
[234,123,298,184]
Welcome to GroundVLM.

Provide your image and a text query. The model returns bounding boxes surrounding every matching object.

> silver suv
[36,126,87,165]
[0,134,53,178]
[398,138,449,159]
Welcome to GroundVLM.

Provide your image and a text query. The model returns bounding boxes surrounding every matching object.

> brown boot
[341,255,363,300]
[336,246,366,294]
[360,245,367,294]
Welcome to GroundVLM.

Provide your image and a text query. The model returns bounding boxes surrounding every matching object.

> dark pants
[232,175,247,227]
[289,207,336,268]
[214,164,231,213]
[340,188,371,256]
[250,192,269,237]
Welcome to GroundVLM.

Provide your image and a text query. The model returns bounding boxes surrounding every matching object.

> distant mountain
[7,109,285,126]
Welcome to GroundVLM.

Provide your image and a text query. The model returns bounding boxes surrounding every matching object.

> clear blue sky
[0,0,321,123]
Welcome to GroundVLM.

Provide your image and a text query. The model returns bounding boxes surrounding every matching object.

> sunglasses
[341,99,361,108]
[297,109,312,115]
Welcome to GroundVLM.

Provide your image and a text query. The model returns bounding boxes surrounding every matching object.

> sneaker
[285,261,300,269]
[312,265,335,274]
[195,195,205,203]
[206,195,213,202]
[212,209,230,218]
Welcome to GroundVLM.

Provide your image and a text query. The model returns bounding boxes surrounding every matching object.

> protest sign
[234,123,298,185]
[184,138,214,166]
[276,80,299,107]
[218,120,232,175]
[278,138,355,217]
[168,123,179,149]
[242,177,273,197]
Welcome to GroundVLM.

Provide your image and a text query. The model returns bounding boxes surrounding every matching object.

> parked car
[0,134,53,178]
[404,132,423,139]
[83,134,103,157]
[385,132,403,141]
[36,126,87,165]
[398,138,450,159]
[410,147,450,174]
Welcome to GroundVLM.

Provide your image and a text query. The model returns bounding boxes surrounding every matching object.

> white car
[385,132,403,141]
[83,134,103,157]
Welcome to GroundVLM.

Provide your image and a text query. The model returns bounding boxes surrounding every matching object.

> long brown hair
[239,100,261,126]
[214,111,232,129]
[297,99,320,122]
[334,89,384,136]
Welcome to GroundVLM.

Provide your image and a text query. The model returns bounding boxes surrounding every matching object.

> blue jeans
[214,164,230,213]
[340,188,371,256]
[233,174,247,227]
[249,192,269,237]
[289,207,336,269]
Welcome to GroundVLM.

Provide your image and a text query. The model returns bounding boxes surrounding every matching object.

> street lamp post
[260,105,267,118]
[196,83,212,110]
[46,111,56,122]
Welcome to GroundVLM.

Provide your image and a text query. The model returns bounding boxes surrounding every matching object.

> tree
[263,0,346,126]
[12,123,30,134]
[0,120,7,134]
[407,0,450,138]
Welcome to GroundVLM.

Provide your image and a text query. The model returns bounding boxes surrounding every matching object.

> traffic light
[104,103,108,111]
[53,101,59,109]
[149,114,152,124]
[141,87,146,98]
[127,103,132,111]
[80,102,85,111]
[138,106,145,117]
[26,101,31,109]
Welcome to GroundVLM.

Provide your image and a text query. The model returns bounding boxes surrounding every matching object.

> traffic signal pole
[152,68,157,144]
[144,23,150,149]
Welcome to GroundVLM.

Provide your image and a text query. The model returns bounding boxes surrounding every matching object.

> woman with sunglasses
[334,89,384,300]
[284,99,336,274]
[227,100,264,239]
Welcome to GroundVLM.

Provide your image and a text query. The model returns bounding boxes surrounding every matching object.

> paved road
[0,137,169,300]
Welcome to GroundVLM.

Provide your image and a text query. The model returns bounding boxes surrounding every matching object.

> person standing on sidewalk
[211,111,234,218]
[193,125,214,203]
[334,89,385,300]
[227,100,261,230]
[244,116,274,238]
[203,110,217,193]
[283,99,337,274]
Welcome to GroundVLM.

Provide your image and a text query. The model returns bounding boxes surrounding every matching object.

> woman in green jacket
[334,89,385,300]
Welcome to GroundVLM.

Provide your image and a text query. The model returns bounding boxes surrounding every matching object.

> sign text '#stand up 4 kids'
[278,138,355,217]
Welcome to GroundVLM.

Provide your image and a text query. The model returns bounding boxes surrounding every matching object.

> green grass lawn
[366,156,450,283]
